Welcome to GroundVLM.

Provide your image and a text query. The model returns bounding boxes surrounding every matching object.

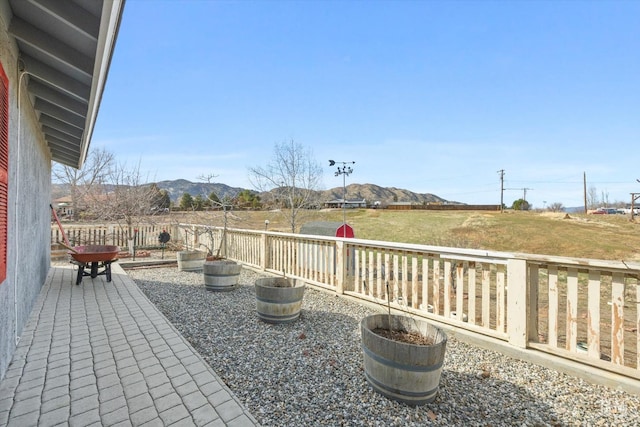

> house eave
[8,0,126,169]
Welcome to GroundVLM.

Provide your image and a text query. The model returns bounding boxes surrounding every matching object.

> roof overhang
[8,0,125,168]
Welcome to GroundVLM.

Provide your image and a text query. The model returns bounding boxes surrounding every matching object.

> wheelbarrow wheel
[76,264,85,285]
[90,262,99,278]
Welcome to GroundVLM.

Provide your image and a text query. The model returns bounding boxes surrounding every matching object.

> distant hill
[154,180,451,205]
[53,179,455,206]
[321,183,448,205]
[154,179,245,203]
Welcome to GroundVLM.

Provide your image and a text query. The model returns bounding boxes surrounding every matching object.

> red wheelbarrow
[68,245,119,285]
[50,204,119,285]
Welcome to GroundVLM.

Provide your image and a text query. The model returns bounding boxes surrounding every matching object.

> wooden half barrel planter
[177,250,207,272]
[361,314,447,405]
[203,260,242,291]
[254,277,304,324]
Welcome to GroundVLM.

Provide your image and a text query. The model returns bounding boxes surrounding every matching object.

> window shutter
[0,62,8,284]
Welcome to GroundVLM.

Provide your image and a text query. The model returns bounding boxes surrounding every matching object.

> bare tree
[249,140,323,232]
[587,185,599,209]
[86,160,160,237]
[196,173,241,257]
[601,190,610,207]
[52,147,114,220]
[548,202,564,212]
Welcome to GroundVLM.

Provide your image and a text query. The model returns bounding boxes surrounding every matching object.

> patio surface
[0,264,259,426]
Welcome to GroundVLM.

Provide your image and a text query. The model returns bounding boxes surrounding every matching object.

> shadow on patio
[0,264,258,426]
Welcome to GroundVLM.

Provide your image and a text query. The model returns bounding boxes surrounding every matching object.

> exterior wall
[324,200,367,209]
[0,3,52,381]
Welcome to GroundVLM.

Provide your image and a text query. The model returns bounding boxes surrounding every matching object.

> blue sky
[91,0,639,209]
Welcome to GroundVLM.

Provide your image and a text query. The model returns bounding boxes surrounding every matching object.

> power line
[505,187,534,202]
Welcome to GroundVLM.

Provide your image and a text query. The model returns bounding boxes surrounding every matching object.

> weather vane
[329,160,355,177]
[329,160,355,237]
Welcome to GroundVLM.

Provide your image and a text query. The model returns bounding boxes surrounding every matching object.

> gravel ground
[128,266,640,427]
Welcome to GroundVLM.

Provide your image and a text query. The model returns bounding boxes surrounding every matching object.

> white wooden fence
[51,223,177,248]
[186,223,640,391]
[52,223,640,392]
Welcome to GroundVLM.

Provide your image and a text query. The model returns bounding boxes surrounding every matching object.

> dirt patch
[269,282,294,288]
[539,212,571,219]
[372,328,435,345]
[118,250,151,258]
[461,214,496,228]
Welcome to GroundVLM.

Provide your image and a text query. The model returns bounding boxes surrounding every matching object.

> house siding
[0,3,51,381]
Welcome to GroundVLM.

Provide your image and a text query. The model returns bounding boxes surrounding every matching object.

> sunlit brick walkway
[0,264,258,426]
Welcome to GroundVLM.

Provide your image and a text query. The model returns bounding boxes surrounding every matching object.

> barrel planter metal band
[203,260,242,291]
[255,277,304,324]
[177,250,207,272]
[361,314,447,405]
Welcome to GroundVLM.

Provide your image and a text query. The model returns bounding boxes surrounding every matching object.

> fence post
[528,264,539,342]
[336,240,346,295]
[171,224,180,248]
[261,233,269,271]
[507,258,528,348]
[192,226,199,251]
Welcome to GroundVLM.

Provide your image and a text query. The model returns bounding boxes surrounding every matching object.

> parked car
[624,208,640,215]
[591,208,621,215]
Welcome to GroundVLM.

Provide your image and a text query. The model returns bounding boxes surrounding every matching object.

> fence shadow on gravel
[127,267,568,426]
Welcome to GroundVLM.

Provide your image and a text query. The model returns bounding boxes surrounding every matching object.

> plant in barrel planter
[254,276,305,324]
[198,231,223,262]
[361,282,447,405]
[194,217,242,291]
[203,259,242,292]
[177,249,207,272]
[175,225,208,272]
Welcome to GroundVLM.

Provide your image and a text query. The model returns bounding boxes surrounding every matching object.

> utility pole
[630,192,640,221]
[632,178,640,221]
[506,187,533,200]
[583,172,587,214]
[497,169,505,212]
[505,187,533,210]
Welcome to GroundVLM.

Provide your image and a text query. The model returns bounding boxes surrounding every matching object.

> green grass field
[175,208,640,262]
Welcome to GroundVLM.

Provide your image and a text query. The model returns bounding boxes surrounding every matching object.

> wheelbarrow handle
[50,204,71,247]
[58,241,79,253]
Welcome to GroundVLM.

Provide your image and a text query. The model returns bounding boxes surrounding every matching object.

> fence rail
[192,224,640,388]
[53,222,640,391]
[51,224,177,248]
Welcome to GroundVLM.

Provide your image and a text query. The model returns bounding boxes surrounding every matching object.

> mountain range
[153,179,451,205]
[52,179,453,206]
